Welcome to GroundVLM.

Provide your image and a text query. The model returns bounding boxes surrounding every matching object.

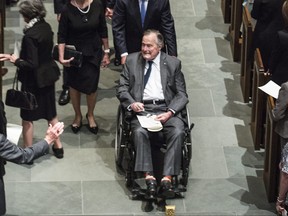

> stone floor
[1,0,277,215]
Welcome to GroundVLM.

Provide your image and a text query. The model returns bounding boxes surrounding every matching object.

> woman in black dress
[0,0,64,158]
[58,0,110,134]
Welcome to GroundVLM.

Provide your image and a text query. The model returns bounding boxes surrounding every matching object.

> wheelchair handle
[189,123,194,132]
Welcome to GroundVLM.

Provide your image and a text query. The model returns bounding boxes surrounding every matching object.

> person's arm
[0,122,64,164]
[11,36,39,72]
[98,3,110,67]
[112,0,128,56]
[272,84,288,121]
[116,57,137,108]
[160,0,177,56]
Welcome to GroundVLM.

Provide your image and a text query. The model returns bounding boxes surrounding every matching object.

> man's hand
[121,56,127,65]
[155,111,173,123]
[101,53,110,68]
[131,102,144,112]
[44,122,64,144]
[105,8,113,19]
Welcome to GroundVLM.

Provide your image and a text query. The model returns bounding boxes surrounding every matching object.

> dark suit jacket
[112,0,177,56]
[272,82,288,138]
[269,28,288,85]
[251,0,285,69]
[15,19,55,88]
[54,0,66,14]
[117,52,188,119]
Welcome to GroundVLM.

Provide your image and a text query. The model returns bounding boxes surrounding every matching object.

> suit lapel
[137,55,146,100]
[160,53,168,94]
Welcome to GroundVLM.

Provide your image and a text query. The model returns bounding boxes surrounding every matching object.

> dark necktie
[140,0,146,27]
[144,61,153,88]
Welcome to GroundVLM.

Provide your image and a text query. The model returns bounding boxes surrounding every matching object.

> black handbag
[5,73,38,110]
[52,44,83,68]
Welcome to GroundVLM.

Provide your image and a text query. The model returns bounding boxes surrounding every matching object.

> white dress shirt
[143,53,165,100]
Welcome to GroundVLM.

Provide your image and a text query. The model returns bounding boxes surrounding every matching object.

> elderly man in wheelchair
[116,29,192,210]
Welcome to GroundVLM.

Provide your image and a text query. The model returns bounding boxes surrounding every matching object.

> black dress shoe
[71,121,82,134]
[86,114,98,135]
[158,180,175,199]
[58,89,70,106]
[114,58,121,66]
[145,179,157,200]
[52,144,64,159]
[143,201,154,212]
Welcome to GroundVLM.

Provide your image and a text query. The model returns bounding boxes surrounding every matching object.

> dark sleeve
[0,135,49,164]
[166,60,188,113]
[54,0,67,14]
[58,8,69,44]
[116,57,136,108]
[268,32,281,73]
[160,0,177,56]
[251,0,261,19]
[97,3,108,39]
[14,36,39,72]
[0,101,7,137]
[272,84,288,121]
[106,0,116,8]
[112,0,128,55]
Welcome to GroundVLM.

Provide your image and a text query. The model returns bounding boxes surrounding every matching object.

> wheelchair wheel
[186,106,193,161]
[115,105,125,167]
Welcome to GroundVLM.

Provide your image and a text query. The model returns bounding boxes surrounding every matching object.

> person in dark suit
[266,0,288,85]
[117,29,188,200]
[112,0,177,65]
[272,81,288,215]
[0,100,64,215]
[251,0,285,70]
[54,0,70,106]
[0,0,64,158]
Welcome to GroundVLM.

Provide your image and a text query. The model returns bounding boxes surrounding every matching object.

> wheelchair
[115,104,194,201]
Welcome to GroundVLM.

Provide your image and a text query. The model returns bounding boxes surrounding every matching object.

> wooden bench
[240,4,253,103]
[263,96,281,202]
[229,0,242,62]
[221,0,231,23]
[250,49,268,150]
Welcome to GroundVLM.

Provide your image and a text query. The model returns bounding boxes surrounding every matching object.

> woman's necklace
[74,0,91,14]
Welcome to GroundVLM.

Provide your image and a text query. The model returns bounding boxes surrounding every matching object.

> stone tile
[175,16,230,39]
[190,145,229,179]
[82,180,143,214]
[5,181,82,215]
[193,0,222,17]
[202,37,233,63]
[30,148,122,182]
[178,39,205,65]
[224,146,264,178]
[191,116,239,147]
[184,178,275,214]
[187,89,216,117]
[171,0,195,17]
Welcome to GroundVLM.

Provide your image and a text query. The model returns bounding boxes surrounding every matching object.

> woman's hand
[0,54,12,61]
[101,53,110,68]
[60,57,74,67]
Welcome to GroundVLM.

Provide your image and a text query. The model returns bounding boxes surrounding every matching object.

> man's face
[141,33,161,61]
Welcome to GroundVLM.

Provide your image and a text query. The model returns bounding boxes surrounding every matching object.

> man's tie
[144,61,153,88]
[140,0,146,27]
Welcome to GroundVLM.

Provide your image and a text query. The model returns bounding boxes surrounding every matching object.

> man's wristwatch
[104,49,110,54]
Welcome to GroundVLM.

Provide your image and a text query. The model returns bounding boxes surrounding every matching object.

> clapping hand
[44,122,64,144]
